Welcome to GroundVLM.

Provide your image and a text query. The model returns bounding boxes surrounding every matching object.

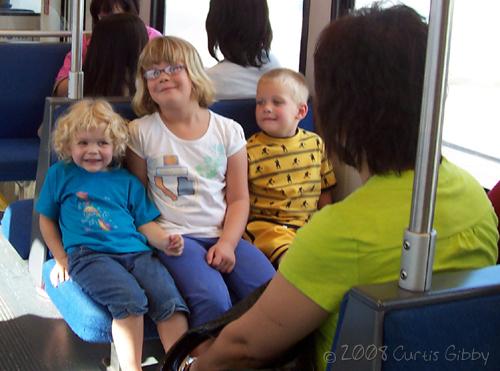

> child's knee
[108,290,148,319]
[188,287,232,327]
[152,298,189,323]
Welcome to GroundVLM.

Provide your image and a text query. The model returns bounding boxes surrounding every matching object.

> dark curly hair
[206,0,273,67]
[314,5,428,175]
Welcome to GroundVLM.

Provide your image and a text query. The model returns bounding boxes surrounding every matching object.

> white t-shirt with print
[128,111,246,237]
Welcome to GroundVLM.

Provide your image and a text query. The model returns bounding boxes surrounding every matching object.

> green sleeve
[279,205,359,312]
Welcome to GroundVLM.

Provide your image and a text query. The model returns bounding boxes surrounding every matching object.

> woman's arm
[53,78,69,97]
[53,35,90,97]
[39,214,69,286]
[126,148,148,187]
[206,147,249,273]
[192,272,329,370]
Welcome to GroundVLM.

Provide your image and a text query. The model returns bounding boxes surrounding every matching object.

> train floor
[0,232,163,371]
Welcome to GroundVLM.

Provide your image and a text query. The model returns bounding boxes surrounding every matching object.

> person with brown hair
[83,13,148,96]
[53,0,161,97]
[205,0,280,99]
[187,5,498,370]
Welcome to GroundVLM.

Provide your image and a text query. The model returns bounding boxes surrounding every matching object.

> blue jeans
[158,237,275,327]
[68,247,189,321]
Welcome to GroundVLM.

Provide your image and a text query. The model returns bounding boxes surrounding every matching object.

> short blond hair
[258,68,309,104]
[133,36,215,116]
[53,99,129,165]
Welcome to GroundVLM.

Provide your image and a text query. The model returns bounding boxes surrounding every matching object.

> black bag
[162,282,315,371]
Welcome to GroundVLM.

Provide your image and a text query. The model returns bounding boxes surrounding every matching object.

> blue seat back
[0,42,70,181]
[210,99,315,138]
[329,265,500,371]
[383,293,500,370]
[0,42,70,139]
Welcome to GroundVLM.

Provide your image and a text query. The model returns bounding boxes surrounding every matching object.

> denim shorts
[68,246,189,322]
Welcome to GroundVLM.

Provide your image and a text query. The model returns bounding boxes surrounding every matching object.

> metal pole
[399,0,454,292]
[68,0,84,99]
[0,31,72,37]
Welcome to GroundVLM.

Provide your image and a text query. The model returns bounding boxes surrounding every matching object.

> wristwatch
[180,355,197,371]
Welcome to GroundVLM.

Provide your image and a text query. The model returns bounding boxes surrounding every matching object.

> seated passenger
[205,0,280,99]
[187,5,499,370]
[488,180,500,262]
[126,36,276,327]
[245,68,335,267]
[36,99,188,370]
[83,13,148,96]
[54,0,161,97]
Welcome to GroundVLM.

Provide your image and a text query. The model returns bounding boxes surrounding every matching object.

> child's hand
[206,240,236,273]
[50,256,70,287]
[161,234,184,256]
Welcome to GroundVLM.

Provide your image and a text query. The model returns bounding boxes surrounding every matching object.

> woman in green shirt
[189,5,499,370]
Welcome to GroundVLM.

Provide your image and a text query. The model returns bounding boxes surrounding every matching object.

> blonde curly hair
[53,99,129,166]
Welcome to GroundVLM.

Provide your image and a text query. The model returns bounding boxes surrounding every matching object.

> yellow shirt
[247,129,336,227]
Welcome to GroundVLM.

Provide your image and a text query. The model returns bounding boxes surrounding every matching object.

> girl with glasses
[127,36,276,328]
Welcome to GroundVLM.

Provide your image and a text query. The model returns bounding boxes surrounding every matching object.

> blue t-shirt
[36,161,161,254]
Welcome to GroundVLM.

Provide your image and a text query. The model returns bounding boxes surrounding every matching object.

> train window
[4,0,41,13]
[356,1,500,189]
[441,1,500,189]
[355,0,429,18]
[164,0,304,71]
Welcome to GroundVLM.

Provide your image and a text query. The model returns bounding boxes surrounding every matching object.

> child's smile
[70,124,114,172]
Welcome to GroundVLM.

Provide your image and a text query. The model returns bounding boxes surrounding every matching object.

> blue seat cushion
[42,259,159,343]
[0,138,39,181]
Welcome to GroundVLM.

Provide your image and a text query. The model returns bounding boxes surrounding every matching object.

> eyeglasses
[143,64,185,80]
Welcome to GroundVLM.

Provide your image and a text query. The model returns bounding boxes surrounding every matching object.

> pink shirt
[54,26,161,83]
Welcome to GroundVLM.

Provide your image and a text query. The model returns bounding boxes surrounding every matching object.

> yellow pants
[244,220,298,265]
[0,192,8,211]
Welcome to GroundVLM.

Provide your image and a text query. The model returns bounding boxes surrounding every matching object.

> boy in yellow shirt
[245,68,336,266]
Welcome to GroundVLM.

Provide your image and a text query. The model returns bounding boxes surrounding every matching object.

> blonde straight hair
[133,36,215,116]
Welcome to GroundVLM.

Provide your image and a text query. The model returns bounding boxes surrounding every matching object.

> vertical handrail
[399,0,454,291]
[68,0,84,99]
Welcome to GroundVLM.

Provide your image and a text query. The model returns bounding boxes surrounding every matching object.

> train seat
[329,264,500,371]
[0,198,33,259]
[210,98,315,137]
[41,259,160,342]
[0,42,70,181]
